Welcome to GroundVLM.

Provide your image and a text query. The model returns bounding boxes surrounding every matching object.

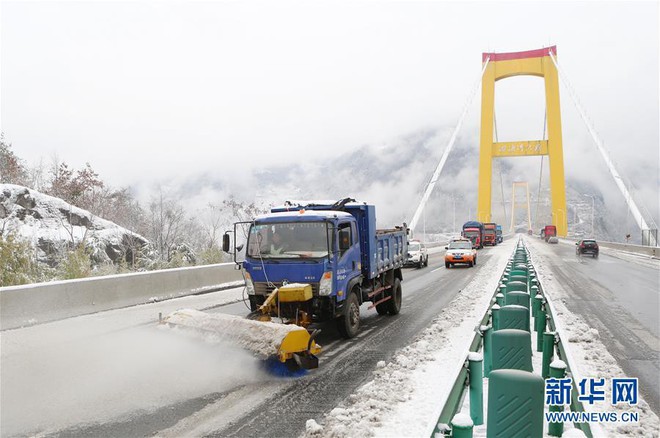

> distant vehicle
[527,229,533,235]
[483,223,497,246]
[544,225,557,242]
[405,240,429,268]
[548,236,559,244]
[496,225,503,243]
[540,228,545,238]
[462,221,485,249]
[445,239,477,268]
[576,239,599,257]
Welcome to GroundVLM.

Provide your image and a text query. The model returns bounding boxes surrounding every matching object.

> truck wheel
[337,292,360,338]
[473,256,477,266]
[386,278,402,315]
[445,262,450,268]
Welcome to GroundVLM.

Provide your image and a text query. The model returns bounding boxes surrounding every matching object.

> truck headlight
[244,272,255,294]
[319,271,333,296]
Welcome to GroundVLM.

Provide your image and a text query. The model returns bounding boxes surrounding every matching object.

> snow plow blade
[160,309,321,369]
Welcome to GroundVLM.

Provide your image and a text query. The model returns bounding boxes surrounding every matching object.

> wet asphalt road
[525,236,660,416]
[50,247,499,438]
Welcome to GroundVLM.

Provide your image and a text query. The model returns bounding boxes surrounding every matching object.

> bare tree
[148,188,186,262]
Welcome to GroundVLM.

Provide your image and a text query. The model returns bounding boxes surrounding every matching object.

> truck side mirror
[222,233,230,252]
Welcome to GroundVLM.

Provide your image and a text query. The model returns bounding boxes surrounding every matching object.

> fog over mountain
[163,126,655,245]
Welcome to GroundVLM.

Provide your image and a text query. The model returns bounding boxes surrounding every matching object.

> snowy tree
[48,162,104,211]
[0,134,27,185]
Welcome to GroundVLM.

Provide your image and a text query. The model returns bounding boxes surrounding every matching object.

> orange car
[445,239,478,268]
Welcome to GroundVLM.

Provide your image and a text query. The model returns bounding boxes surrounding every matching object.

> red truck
[483,223,497,246]
[461,221,484,249]
[544,225,557,242]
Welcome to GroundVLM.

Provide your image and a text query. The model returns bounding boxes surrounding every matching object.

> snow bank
[301,240,514,438]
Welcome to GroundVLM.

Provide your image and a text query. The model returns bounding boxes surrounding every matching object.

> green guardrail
[429,238,594,438]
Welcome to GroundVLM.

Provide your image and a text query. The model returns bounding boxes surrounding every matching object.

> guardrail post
[491,304,500,331]
[542,331,555,378]
[548,360,567,437]
[535,308,546,352]
[451,413,474,438]
[495,293,504,306]
[468,353,484,426]
[482,325,492,376]
[532,291,542,319]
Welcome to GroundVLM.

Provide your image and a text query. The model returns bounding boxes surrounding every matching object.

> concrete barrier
[0,263,243,330]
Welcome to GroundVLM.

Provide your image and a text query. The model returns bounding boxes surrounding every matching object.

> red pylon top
[482,46,557,63]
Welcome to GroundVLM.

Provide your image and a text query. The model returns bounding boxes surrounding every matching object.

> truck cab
[543,225,557,242]
[483,223,497,246]
[462,228,481,248]
[243,210,359,320]
[232,200,407,339]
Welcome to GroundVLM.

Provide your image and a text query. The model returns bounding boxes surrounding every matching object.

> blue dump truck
[223,199,408,360]
[496,224,503,243]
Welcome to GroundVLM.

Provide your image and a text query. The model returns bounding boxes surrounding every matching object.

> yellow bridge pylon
[477,46,568,236]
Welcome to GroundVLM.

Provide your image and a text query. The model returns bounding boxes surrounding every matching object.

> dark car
[576,239,599,258]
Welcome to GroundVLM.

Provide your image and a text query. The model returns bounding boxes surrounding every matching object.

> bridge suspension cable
[549,52,657,246]
[408,58,490,234]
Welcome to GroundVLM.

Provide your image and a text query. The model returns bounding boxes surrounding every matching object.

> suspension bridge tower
[477,46,568,236]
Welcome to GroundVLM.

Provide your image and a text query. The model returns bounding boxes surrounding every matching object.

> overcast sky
[1,1,658,218]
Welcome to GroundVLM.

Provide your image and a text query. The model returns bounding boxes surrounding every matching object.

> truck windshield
[247,221,330,259]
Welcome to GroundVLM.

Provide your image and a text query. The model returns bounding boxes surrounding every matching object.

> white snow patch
[306,419,324,435]
[451,412,474,428]
[550,359,567,370]
[467,352,483,362]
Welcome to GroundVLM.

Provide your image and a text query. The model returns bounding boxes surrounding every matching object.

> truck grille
[254,282,320,296]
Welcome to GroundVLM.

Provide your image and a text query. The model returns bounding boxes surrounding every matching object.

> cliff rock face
[0,184,148,266]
